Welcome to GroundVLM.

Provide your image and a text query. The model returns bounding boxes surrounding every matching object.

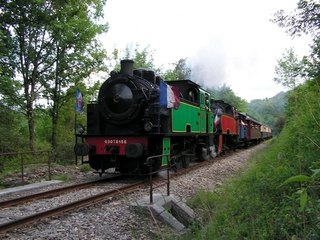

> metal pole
[167,155,170,196]
[149,161,153,204]
[74,113,78,165]
[20,154,24,184]
[48,151,52,181]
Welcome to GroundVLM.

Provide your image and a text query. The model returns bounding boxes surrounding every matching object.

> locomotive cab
[212,100,238,154]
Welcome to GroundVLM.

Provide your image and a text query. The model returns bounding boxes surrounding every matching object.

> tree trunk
[51,108,58,162]
[24,77,36,152]
[51,47,61,162]
[26,102,35,152]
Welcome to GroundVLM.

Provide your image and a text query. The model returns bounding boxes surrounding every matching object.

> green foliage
[0,103,29,152]
[0,152,51,181]
[308,38,320,78]
[163,58,191,80]
[79,164,92,173]
[110,44,158,71]
[0,0,108,152]
[130,44,156,70]
[208,84,248,112]
[34,109,52,143]
[273,0,319,38]
[280,169,320,213]
[274,48,304,88]
[248,91,288,134]
[273,0,320,79]
[52,174,71,181]
[178,78,320,240]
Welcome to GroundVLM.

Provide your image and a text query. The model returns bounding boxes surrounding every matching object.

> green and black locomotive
[74,59,216,174]
[74,59,271,175]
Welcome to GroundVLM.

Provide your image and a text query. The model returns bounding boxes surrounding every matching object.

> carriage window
[225,106,233,115]
[210,98,214,107]
[205,94,209,107]
[188,89,197,103]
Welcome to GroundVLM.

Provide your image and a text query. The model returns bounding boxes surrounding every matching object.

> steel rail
[0,175,122,209]
[0,181,144,233]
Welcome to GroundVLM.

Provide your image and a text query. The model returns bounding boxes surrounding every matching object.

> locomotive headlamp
[143,121,153,132]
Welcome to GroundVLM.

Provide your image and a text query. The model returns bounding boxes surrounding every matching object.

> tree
[247,91,288,134]
[43,0,107,159]
[0,0,107,154]
[109,44,158,71]
[274,48,304,88]
[130,44,156,69]
[0,1,49,151]
[273,0,320,80]
[209,84,248,112]
[307,37,320,79]
[273,0,320,38]
[163,58,191,80]
[0,103,27,152]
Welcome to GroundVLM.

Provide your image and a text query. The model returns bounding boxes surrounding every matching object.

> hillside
[247,91,288,134]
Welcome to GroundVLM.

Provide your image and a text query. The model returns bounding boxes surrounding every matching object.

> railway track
[0,175,124,209]
[0,181,145,233]
[0,150,243,234]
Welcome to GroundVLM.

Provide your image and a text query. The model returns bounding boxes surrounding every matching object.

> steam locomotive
[74,60,272,175]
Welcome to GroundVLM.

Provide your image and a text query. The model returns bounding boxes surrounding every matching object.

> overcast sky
[102,0,311,101]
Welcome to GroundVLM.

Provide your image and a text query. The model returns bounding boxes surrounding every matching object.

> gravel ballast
[0,143,266,239]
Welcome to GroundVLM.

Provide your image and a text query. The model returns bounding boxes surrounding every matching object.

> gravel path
[0,143,266,240]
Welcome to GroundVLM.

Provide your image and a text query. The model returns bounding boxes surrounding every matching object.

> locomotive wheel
[171,156,183,171]
[182,156,191,168]
[196,145,210,161]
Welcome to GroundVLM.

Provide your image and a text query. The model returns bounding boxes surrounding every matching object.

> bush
[179,80,320,239]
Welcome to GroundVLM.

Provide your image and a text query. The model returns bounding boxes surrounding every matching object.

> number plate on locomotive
[104,139,127,144]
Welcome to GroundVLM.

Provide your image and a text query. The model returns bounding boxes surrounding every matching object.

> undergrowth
[177,79,320,239]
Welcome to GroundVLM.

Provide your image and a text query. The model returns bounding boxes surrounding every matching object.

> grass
[79,164,92,173]
[51,174,72,181]
[178,139,319,239]
[0,155,74,186]
[174,80,320,240]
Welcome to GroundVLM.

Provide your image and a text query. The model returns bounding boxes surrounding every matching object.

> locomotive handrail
[141,88,149,100]
[146,154,170,204]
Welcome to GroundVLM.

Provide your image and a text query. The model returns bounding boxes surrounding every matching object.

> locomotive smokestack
[120,59,134,76]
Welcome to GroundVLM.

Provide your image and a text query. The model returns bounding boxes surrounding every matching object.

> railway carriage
[261,125,272,140]
[238,113,266,146]
[246,115,262,144]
